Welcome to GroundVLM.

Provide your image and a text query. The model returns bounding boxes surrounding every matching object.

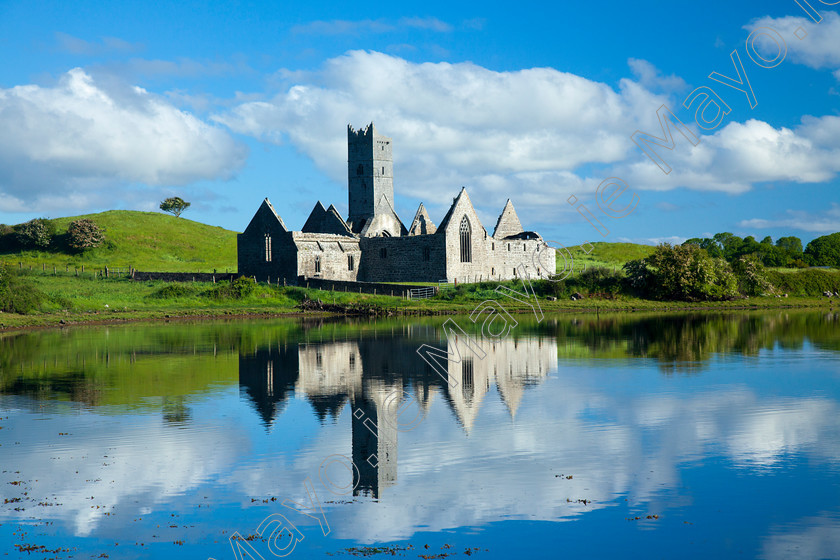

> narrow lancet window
[459,216,472,263]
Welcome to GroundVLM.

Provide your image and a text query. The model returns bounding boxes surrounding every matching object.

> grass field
[2,211,664,276]
[1,210,238,272]
[0,270,830,331]
[562,241,657,270]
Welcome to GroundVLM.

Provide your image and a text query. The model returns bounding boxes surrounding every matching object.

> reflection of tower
[351,386,398,499]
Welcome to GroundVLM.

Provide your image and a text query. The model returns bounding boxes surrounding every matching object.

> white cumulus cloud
[213,50,840,228]
[0,68,247,213]
[213,50,675,222]
[746,11,840,71]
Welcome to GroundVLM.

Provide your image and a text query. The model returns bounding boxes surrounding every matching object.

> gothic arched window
[459,216,472,263]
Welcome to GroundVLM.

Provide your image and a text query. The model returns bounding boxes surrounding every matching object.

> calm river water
[1,311,839,559]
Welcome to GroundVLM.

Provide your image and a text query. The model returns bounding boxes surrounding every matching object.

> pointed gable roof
[301,201,352,236]
[437,187,484,234]
[493,199,524,239]
[301,201,327,232]
[242,198,287,235]
[408,203,437,235]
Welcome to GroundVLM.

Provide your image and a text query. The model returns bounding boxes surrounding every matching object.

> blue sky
[0,0,838,246]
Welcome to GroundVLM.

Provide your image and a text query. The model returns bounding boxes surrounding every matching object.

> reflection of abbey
[238,123,556,284]
[238,332,557,498]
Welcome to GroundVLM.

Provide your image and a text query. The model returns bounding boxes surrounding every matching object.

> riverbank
[0,273,832,332]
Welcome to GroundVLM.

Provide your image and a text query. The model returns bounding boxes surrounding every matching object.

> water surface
[1,311,839,559]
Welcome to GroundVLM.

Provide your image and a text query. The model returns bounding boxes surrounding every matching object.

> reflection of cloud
[0,405,244,536]
[227,373,840,543]
[4,345,840,545]
[761,513,840,560]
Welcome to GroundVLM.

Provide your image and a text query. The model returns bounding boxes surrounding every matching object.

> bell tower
[347,123,393,233]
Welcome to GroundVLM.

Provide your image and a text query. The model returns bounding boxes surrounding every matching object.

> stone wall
[238,199,298,282]
[358,235,446,283]
[299,277,435,298]
[133,271,237,282]
[294,233,361,282]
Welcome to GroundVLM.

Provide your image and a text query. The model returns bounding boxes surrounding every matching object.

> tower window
[264,234,271,262]
[357,164,363,175]
[459,216,472,263]
[492,242,495,251]
[423,247,430,261]
[381,166,385,175]
[380,247,387,258]
[314,256,321,274]
[348,254,354,271]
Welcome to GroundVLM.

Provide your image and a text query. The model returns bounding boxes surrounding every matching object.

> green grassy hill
[560,241,657,271]
[0,210,238,272]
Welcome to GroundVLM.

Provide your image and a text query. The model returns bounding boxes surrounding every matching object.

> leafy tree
[804,232,840,267]
[760,236,773,245]
[776,236,803,256]
[622,259,651,292]
[14,218,54,249]
[732,255,772,296]
[627,243,737,301]
[708,232,747,261]
[159,197,191,218]
[67,219,104,251]
[683,237,721,258]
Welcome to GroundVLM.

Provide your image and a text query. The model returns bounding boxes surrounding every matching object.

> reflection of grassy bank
[0,271,831,331]
[3,310,838,411]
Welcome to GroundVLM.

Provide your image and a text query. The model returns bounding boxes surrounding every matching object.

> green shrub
[67,219,104,251]
[732,255,773,296]
[0,263,44,313]
[14,219,55,249]
[624,244,738,301]
[205,276,257,300]
[572,266,623,296]
[766,269,840,296]
[148,284,198,299]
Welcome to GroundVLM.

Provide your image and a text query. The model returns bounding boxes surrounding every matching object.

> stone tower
[347,123,394,234]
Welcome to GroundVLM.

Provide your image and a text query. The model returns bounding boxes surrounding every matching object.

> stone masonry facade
[238,123,555,284]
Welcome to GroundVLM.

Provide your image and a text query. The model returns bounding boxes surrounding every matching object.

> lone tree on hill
[67,219,104,251]
[160,197,191,218]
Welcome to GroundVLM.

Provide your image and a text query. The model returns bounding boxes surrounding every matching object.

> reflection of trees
[534,311,840,371]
